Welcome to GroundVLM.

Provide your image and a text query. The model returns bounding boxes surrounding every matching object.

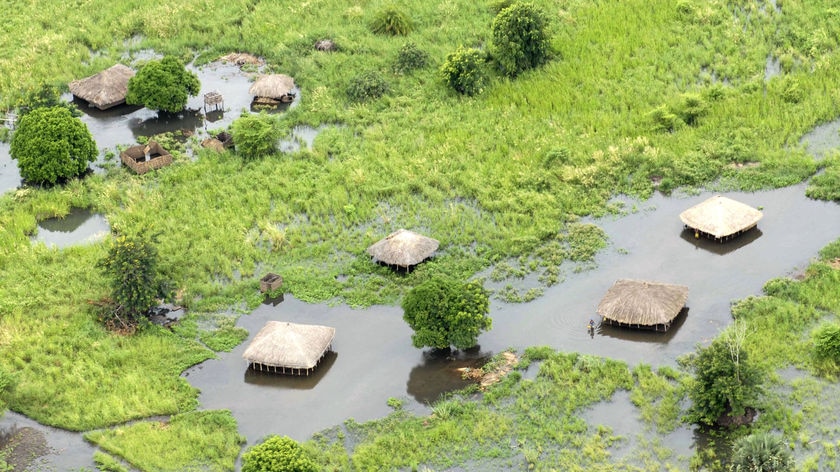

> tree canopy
[491,2,551,77]
[97,231,163,328]
[126,56,200,113]
[10,106,96,185]
[402,276,491,350]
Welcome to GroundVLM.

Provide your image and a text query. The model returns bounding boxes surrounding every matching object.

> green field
[1,0,840,470]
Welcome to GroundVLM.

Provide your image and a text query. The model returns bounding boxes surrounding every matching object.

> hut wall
[120,142,173,175]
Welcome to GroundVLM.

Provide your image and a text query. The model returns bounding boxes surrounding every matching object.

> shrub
[231,112,282,159]
[126,56,200,113]
[440,46,488,96]
[402,276,491,350]
[346,71,390,102]
[393,42,429,74]
[10,106,97,185]
[369,5,414,36]
[729,432,794,472]
[812,323,840,360]
[242,435,317,472]
[490,2,551,77]
[648,105,683,132]
[97,231,162,327]
[675,92,707,125]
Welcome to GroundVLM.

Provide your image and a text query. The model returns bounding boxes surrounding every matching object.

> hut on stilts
[679,195,763,242]
[366,229,440,271]
[68,64,135,110]
[597,279,689,332]
[242,321,335,376]
[248,74,296,106]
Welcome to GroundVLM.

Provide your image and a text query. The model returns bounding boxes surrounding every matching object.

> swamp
[2,0,840,471]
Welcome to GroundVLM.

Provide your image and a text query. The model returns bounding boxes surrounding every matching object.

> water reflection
[244,351,338,389]
[128,109,203,140]
[679,228,763,255]
[406,348,490,404]
[32,208,109,248]
[72,97,141,118]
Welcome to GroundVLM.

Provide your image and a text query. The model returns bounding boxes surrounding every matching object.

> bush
[729,432,794,472]
[97,231,162,327]
[369,6,414,36]
[402,276,491,350]
[231,112,282,159]
[440,46,488,96]
[393,42,429,74]
[346,71,390,102]
[812,323,840,360]
[10,106,97,185]
[491,2,551,77]
[126,56,200,113]
[242,435,317,472]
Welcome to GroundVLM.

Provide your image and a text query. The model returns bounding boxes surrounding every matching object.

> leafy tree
[402,276,491,350]
[491,2,551,77]
[230,112,282,159]
[729,432,794,472]
[10,106,97,185]
[97,232,162,327]
[685,322,764,426]
[126,56,200,113]
[242,435,317,472]
[440,46,488,96]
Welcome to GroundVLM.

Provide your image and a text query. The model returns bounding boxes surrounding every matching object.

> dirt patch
[220,52,264,66]
[0,426,51,472]
[457,351,518,389]
[828,258,840,270]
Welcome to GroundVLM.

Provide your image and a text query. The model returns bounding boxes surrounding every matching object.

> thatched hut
[69,64,135,110]
[597,279,689,332]
[249,74,296,104]
[680,195,763,242]
[242,321,336,375]
[366,229,440,269]
[120,141,173,174]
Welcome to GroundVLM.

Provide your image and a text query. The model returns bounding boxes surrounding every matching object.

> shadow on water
[244,351,338,389]
[597,308,689,344]
[406,347,491,405]
[32,208,110,248]
[679,227,763,255]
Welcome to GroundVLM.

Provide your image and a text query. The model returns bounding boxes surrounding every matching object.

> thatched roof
[366,229,440,267]
[248,74,295,99]
[597,279,688,326]
[68,64,135,110]
[242,321,335,369]
[679,195,763,239]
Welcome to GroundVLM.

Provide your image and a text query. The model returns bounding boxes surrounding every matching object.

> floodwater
[0,411,98,471]
[184,181,840,447]
[31,207,110,247]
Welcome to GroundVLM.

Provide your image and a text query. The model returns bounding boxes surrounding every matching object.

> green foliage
[126,56,200,113]
[346,71,390,102]
[231,112,282,159]
[242,435,317,472]
[812,323,840,362]
[369,5,414,36]
[806,158,840,202]
[401,276,491,350]
[0,367,14,412]
[393,42,429,74]
[15,83,79,117]
[93,452,129,472]
[199,317,249,352]
[10,106,96,185]
[440,46,488,96]
[729,432,794,472]
[684,324,765,427]
[490,2,551,77]
[97,231,162,324]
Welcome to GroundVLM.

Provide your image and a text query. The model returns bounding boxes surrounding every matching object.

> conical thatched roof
[68,64,135,110]
[248,74,295,99]
[597,279,688,327]
[679,195,763,239]
[242,321,335,370]
[366,229,440,267]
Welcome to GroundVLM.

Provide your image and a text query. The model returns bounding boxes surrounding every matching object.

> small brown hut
[242,321,335,375]
[597,279,689,332]
[366,229,440,269]
[120,141,173,174]
[249,74,296,104]
[680,195,763,242]
[69,64,135,110]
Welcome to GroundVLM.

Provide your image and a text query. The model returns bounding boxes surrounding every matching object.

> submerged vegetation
[0,0,839,470]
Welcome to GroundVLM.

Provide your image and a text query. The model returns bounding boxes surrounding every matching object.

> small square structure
[120,141,173,174]
[259,273,283,293]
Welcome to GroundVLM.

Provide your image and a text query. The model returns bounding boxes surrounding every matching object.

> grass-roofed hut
[242,321,335,375]
[68,64,135,110]
[249,74,296,105]
[680,195,763,242]
[597,279,689,332]
[366,228,439,270]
